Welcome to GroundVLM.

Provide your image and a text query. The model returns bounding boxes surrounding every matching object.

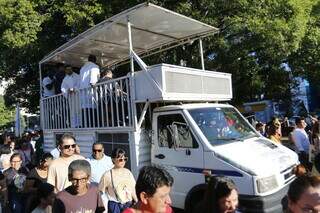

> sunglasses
[117,157,128,162]
[63,144,77,149]
[93,149,103,153]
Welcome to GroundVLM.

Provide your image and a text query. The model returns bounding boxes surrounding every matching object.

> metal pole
[127,17,138,130]
[199,38,205,70]
[39,64,43,98]
[39,64,44,130]
[127,20,134,73]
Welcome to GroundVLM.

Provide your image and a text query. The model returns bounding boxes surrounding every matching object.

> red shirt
[123,205,173,213]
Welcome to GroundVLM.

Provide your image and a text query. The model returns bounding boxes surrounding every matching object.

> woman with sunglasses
[99,148,137,213]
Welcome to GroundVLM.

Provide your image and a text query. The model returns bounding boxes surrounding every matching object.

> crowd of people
[0,132,174,213]
[0,115,320,212]
[256,115,320,173]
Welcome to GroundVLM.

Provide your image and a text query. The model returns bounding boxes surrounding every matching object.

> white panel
[134,64,232,102]
[131,130,151,178]
[75,132,96,158]
[43,131,55,152]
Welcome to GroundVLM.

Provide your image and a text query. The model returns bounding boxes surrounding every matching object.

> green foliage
[0,0,318,115]
[0,0,43,48]
[0,96,14,127]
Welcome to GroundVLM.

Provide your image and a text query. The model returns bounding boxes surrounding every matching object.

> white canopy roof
[40,2,219,68]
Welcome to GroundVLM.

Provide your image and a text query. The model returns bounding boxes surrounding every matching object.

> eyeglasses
[93,149,103,153]
[11,160,22,163]
[117,157,128,162]
[70,177,88,184]
[63,144,76,149]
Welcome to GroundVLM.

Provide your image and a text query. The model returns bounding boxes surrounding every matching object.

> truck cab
[152,104,298,212]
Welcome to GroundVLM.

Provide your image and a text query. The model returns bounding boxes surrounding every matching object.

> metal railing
[41,76,133,130]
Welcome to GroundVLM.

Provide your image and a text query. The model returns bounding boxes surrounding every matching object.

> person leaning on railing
[61,65,80,128]
[79,54,100,128]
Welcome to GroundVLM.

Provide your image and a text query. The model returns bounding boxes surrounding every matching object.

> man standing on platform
[79,55,100,127]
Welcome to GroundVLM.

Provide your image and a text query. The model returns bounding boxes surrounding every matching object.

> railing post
[199,38,205,70]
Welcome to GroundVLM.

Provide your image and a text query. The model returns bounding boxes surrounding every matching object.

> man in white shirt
[61,66,80,127]
[292,117,312,171]
[86,142,113,184]
[42,70,55,97]
[79,55,100,127]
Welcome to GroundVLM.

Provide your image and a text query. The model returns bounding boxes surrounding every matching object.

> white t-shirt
[42,77,55,97]
[61,72,80,96]
[50,147,60,159]
[79,62,100,89]
[292,128,310,153]
[86,154,114,184]
[79,62,100,108]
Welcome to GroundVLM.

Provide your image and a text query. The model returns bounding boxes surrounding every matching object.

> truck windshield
[188,107,258,146]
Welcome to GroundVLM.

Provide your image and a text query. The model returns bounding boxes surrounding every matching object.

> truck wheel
[184,185,206,213]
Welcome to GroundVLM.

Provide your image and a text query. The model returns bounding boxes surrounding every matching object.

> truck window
[158,114,198,149]
[188,107,258,146]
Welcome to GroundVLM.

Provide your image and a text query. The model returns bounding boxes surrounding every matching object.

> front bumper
[238,183,291,213]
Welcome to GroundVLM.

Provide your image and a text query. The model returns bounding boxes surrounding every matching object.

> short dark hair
[288,175,320,203]
[295,117,305,125]
[111,148,126,159]
[10,153,22,162]
[38,182,54,199]
[88,54,97,63]
[203,176,238,213]
[58,133,76,146]
[28,182,54,212]
[92,142,103,148]
[39,152,53,165]
[135,165,173,200]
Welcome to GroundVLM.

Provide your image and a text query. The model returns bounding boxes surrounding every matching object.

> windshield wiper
[217,137,239,141]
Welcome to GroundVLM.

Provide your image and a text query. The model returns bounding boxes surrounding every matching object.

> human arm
[98,171,111,193]
[129,171,138,203]
[90,67,100,86]
[95,191,105,213]
[43,77,55,90]
[47,165,58,192]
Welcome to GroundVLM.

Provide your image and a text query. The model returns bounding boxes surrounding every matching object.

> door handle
[155,154,165,159]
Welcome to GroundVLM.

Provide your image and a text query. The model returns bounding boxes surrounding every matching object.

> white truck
[39,3,298,212]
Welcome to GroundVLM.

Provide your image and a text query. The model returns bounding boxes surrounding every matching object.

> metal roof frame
[39,2,219,68]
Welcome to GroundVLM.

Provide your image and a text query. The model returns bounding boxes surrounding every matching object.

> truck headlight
[256,175,278,193]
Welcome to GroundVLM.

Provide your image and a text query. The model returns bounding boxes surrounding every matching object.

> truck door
[152,111,204,209]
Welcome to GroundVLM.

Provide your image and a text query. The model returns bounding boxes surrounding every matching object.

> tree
[0,96,14,128]
[0,0,319,115]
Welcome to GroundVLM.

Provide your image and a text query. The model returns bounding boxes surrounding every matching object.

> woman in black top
[24,153,53,193]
